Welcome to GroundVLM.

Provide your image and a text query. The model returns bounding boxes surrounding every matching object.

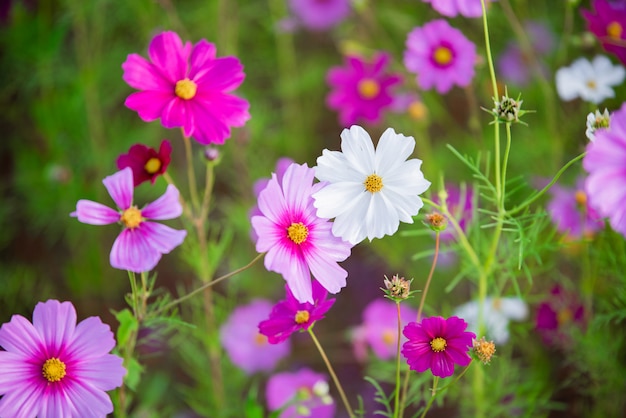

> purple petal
[188,39,217,80]
[125,90,174,122]
[194,56,245,92]
[141,185,183,220]
[32,300,76,357]
[110,229,162,273]
[0,314,44,358]
[430,353,455,378]
[0,383,45,418]
[73,200,119,225]
[122,53,171,91]
[139,222,187,254]
[103,168,134,210]
[0,351,38,392]
[147,31,189,84]
[66,316,115,359]
[62,380,115,417]
[72,353,125,391]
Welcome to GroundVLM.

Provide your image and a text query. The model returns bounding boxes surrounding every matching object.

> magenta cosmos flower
[258,280,335,344]
[582,0,626,66]
[404,19,477,94]
[0,300,125,417]
[289,0,351,31]
[402,316,475,378]
[422,0,492,17]
[72,167,187,273]
[266,368,335,418]
[219,300,291,374]
[122,31,250,145]
[547,177,604,239]
[116,139,172,187]
[326,52,402,126]
[583,102,626,237]
[535,285,585,349]
[251,162,352,304]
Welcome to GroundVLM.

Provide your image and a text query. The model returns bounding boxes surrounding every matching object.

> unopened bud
[383,274,412,300]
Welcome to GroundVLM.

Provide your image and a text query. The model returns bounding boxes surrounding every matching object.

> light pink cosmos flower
[404,19,477,94]
[289,0,351,31]
[0,300,125,417]
[122,31,250,145]
[251,162,353,304]
[72,167,187,273]
[422,0,493,17]
[327,52,402,126]
[266,368,335,418]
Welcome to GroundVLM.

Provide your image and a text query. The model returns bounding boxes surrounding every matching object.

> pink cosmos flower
[547,177,604,239]
[266,368,335,418]
[422,0,492,17]
[289,0,351,31]
[251,162,352,304]
[404,19,477,94]
[0,300,125,417]
[122,31,250,145]
[326,52,402,126]
[535,285,585,349]
[352,299,417,361]
[582,0,626,66]
[259,281,335,344]
[402,316,475,378]
[583,102,626,237]
[219,300,291,374]
[72,167,187,273]
[116,139,172,187]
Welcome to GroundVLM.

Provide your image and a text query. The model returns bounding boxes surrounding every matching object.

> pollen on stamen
[287,222,309,244]
[430,337,447,352]
[607,21,623,39]
[364,174,383,193]
[175,78,198,100]
[295,310,310,324]
[144,157,162,174]
[357,78,380,99]
[42,357,67,383]
[432,46,453,66]
[120,206,143,229]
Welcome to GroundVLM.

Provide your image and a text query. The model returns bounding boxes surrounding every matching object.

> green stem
[419,377,439,418]
[417,232,440,322]
[308,327,355,418]
[182,133,200,213]
[501,123,512,210]
[393,302,402,418]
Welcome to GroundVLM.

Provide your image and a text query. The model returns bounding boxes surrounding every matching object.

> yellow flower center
[586,80,597,90]
[575,190,587,207]
[357,78,380,99]
[430,337,447,352]
[295,310,310,324]
[557,308,573,326]
[287,222,309,244]
[42,357,67,383]
[492,298,502,310]
[433,46,453,66]
[254,333,268,345]
[120,206,143,229]
[382,329,395,345]
[175,78,198,100]
[607,21,623,39]
[364,174,383,193]
[408,101,427,121]
[144,157,162,174]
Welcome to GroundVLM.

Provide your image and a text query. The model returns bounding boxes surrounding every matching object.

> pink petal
[251,216,283,253]
[73,200,119,225]
[141,185,183,220]
[66,317,115,359]
[62,380,115,417]
[32,300,76,357]
[103,168,134,210]
[72,353,125,391]
[0,383,45,418]
[139,222,187,254]
[125,91,175,122]
[193,56,245,92]
[121,53,171,91]
[183,99,232,145]
[0,351,38,392]
[188,39,216,79]
[0,314,44,358]
[304,248,347,294]
[110,229,162,273]
[431,353,455,378]
[256,174,288,225]
[160,97,194,135]
[40,391,73,418]
[147,31,189,84]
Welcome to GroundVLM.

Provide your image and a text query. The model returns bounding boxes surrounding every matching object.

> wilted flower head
[116,139,172,186]
[266,368,335,418]
[122,31,250,145]
[288,0,351,31]
[472,337,496,364]
[582,0,626,65]
[383,274,412,300]
[425,212,447,232]
[555,55,625,104]
[586,109,611,141]
[72,167,186,273]
[219,300,291,374]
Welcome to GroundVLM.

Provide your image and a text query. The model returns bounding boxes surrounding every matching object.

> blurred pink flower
[535,285,585,349]
[219,300,291,374]
[266,368,335,418]
[251,163,352,304]
[122,31,250,145]
[326,52,402,126]
[259,281,335,344]
[72,167,186,273]
[289,0,351,31]
[353,299,417,360]
[422,0,492,17]
[583,102,626,237]
[116,139,172,186]
[582,0,626,65]
[547,177,604,239]
[404,19,477,94]
[433,184,474,242]
[0,300,125,417]
[402,316,475,378]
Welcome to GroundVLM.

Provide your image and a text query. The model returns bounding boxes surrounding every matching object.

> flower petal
[32,300,76,357]
[103,168,134,210]
[110,229,161,273]
[122,53,171,91]
[125,90,175,122]
[139,222,187,254]
[147,31,189,84]
[141,185,183,220]
[73,200,120,225]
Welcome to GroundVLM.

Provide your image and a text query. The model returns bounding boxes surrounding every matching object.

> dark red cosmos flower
[582,0,626,65]
[116,140,172,186]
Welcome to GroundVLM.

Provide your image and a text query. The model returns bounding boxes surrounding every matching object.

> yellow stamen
[586,80,597,90]
[120,206,143,229]
[144,157,162,174]
[42,357,67,383]
[408,101,427,121]
[364,174,383,193]
[433,46,453,66]
[557,308,573,326]
[254,333,267,345]
[295,310,310,324]
[607,21,623,39]
[175,78,197,100]
[575,190,587,206]
[430,337,447,352]
[357,78,380,99]
[382,329,395,345]
[287,222,309,244]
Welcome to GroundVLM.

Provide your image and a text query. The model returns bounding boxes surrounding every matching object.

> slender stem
[417,232,440,322]
[153,253,265,316]
[481,0,499,99]
[308,327,355,418]
[419,377,439,418]
[393,302,402,418]
[501,123,512,210]
[182,133,200,213]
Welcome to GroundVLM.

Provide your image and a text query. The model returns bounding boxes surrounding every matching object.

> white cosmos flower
[585,109,611,142]
[453,297,528,345]
[555,55,625,104]
[312,125,431,245]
